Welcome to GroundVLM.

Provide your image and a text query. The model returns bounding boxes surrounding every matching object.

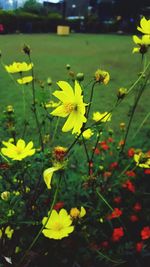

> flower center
[64,103,76,113]
[53,221,63,231]
[16,147,23,155]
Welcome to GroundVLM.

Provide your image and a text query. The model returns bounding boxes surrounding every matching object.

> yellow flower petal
[43,165,62,189]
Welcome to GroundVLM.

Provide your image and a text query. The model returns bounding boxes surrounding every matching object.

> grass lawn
[0,33,149,147]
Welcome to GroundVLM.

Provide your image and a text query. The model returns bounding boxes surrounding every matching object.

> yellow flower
[83,128,93,139]
[42,209,74,240]
[70,206,86,219]
[43,163,63,189]
[51,81,87,134]
[5,62,33,73]
[132,35,150,54]
[137,17,150,35]
[134,152,150,168]
[1,139,35,161]
[94,69,110,85]
[17,76,33,84]
[5,226,14,239]
[92,112,111,122]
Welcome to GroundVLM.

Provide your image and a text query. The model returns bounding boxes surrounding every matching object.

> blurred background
[0,0,149,34]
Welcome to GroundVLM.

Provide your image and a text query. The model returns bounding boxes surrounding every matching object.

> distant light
[72,4,76,9]
[130,18,134,22]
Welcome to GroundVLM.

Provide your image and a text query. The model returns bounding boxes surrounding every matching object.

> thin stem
[28,55,44,151]
[51,117,60,144]
[86,81,97,119]
[82,135,91,175]
[120,70,150,155]
[132,111,150,140]
[16,177,60,267]
[96,189,113,212]
[96,249,126,265]
[127,61,150,94]
[0,152,10,163]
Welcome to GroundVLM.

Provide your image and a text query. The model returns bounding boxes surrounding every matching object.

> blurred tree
[22,0,44,14]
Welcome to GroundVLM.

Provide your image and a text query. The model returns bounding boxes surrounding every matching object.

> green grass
[0,33,150,146]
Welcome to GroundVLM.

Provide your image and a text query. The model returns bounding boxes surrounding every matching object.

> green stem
[28,55,44,151]
[127,61,150,94]
[96,189,113,212]
[51,117,60,144]
[0,152,10,163]
[120,70,150,155]
[96,249,126,265]
[132,111,150,140]
[86,81,97,119]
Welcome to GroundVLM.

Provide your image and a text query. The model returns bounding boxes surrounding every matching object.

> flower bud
[6,105,14,113]
[22,44,31,55]
[47,77,52,86]
[1,191,10,201]
[94,69,110,85]
[76,72,84,81]
[120,122,126,130]
[66,64,71,70]
[117,87,127,99]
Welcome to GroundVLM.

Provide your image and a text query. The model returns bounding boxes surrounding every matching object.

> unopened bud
[1,191,10,201]
[76,72,84,81]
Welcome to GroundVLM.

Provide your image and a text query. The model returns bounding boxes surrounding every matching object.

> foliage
[0,17,150,267]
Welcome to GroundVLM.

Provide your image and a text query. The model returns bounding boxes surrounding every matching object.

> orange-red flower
[113,196,122,204]
[141,226,150,240]
[128,148,135,157]
[122,180,135,193]
[126,170,136,177]
[107,208,122,220]
[54,202,65,211]
[110,161,118,170]
[144,169,150,175]
[136,242,143,253]
[130,214,139,222]
[112,227,124,242]
[133,202,142,212]
[99,141,109,151]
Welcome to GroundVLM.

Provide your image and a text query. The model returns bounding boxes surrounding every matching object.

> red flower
[144,169,150,175]
[107,137,114,143]
[94,148,100,155]
[89,161,93,176]
[107,208,122,220]
[122,180,135,193]
[89,242,100,251]
[133,202,142,212]
[130,214,139,222]
[113,196,122,204]
[128,148,135,157]
[103,171,112,180]
[118,140,124,146]
[100,241,109,249]
[112,227,124,242]
[54,201,64,211]
[136,242,143,253]
[126,170,136,177]
[99,141,109,151]
[110,161,118,169]
[0,163,10,169]
[141,226,150,240]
